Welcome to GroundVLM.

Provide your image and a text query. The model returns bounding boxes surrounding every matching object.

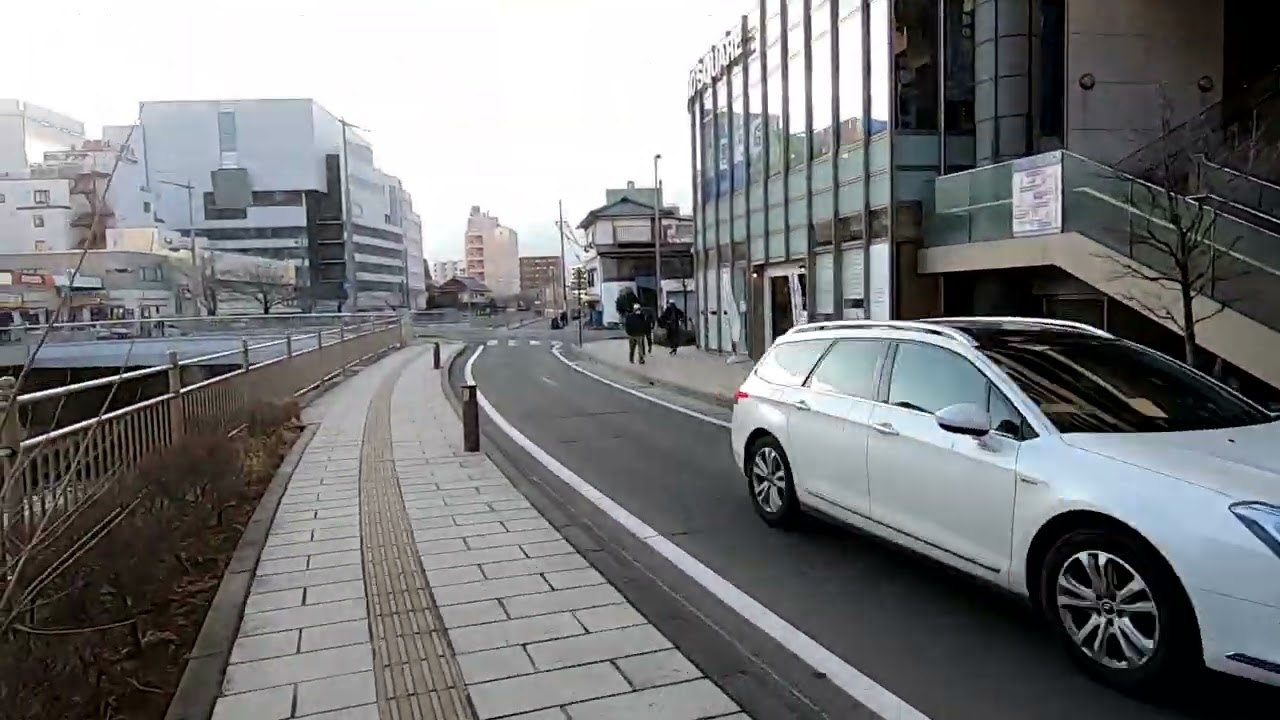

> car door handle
[871,422,899,436]
[791,399,811,411]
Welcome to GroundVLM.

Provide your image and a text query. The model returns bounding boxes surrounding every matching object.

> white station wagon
[730,317,1280,691]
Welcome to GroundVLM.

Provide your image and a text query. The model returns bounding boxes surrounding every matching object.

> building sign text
[688,25,752,99]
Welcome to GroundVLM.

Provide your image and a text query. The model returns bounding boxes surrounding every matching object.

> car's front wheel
[747,435,800,529]
[1040,528,1200,692]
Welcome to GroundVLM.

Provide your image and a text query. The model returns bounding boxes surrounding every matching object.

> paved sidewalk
[212,344,748,720]
[576,339,752,404]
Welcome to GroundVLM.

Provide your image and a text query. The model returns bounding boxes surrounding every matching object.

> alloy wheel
[1056,550,1160,670]
[751,446,787,513]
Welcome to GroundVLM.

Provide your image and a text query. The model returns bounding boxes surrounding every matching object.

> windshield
[977,334,1273,433]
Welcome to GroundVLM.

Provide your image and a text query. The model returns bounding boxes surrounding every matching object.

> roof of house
[576,197,688,229]
[439,276,491,293]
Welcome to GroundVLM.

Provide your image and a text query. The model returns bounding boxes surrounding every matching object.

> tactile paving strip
[360,350,476,720]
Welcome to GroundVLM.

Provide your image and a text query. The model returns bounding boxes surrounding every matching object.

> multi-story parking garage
[690,0,1280,399]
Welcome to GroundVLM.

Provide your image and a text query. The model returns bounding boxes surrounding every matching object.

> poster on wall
[719,266,742,351]
[787,271,807,327]
[1011,151,1063,237]
[868,243,891,320]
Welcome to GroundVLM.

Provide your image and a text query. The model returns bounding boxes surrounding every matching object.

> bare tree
[227,265,296,314]
[1102,90,1269,369]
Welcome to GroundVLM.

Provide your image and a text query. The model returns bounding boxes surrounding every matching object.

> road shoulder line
[467,345,930,720]
[551,345,730,428]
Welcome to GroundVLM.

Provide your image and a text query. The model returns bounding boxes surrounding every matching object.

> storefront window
[786,0,808,168]
[747,59,765,186]
[701,92,715,211]
[730,64,745,194]
[717,74,731,200]
[894,0,939,132]
[811,1,834,160]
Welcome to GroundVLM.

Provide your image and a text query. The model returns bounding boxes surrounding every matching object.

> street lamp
[653,154,663,311]
[158,178,200,314]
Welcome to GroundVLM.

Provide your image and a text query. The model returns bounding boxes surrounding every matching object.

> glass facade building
[689,0,975,357]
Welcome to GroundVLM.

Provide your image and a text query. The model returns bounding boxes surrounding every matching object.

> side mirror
[935,403,992,437]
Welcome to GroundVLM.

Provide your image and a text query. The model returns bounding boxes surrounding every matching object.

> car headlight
[1231,502,1280,559]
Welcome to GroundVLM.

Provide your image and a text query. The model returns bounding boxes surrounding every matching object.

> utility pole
[159,178,200,314]
[653,154,663,312]
[557,200,569,319]
[338,117,363,312]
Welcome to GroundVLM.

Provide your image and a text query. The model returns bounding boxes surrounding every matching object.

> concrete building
[0,100,85,173]
[463,206,520,297]
[431,259,463,283]
[404,199,427,309]
[690,0,1280,396]
[518,255,564,309]
[138,99,417,311]
[576,183,694,328]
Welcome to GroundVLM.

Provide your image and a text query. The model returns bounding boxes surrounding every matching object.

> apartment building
[518,255,564,309]
[0,100,85,173]
[138,98,418,310]
[431,260,463,283]
[463,206,520,297]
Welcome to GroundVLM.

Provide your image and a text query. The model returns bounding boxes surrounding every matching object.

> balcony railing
[927,151,1280,333]
[0,313,407,565]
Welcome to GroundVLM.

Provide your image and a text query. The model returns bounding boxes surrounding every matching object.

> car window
[808,339,886,399]
[988,386,1026,438]
[755,339,830,387]
[887,342,988,414]
[977,335,1273,433]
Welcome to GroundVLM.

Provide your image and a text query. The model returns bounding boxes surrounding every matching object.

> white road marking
[529,340,541,346]
[550,345,730,428]
[541,375,558,387]
[486,339,498,346]
[467,345,928,720]
[508,339,518,347]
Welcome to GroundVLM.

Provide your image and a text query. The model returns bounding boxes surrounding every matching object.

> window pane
[730,63,745,194]
[786,1,808,168]
[894,0,939,132]
[217,110,237,152]
[988,387,1024,437]
[756,339,831,386]
[765,11,786,177]
[888,342,987,413]
[809,339,885,398]
[869,0,891,139]
[979,335,1272,433]
[811,1,834,159]
[837,0,864,150]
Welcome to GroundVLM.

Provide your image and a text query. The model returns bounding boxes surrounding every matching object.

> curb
[164,421,320,720]
[566,345,736,410]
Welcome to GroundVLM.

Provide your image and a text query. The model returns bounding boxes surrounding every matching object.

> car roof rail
[783,319,975,345]
[926,316,1114,338]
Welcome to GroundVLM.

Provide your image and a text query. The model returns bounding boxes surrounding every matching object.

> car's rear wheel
[1040,528,1199,692]
[747,435,800,528]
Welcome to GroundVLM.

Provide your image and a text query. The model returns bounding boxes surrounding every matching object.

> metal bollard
[461,384,480,452]
[433,341,441,370]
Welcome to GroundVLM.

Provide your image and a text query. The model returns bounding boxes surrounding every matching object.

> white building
[431,260,463,283]
[138,98,417,311]
[0,131,159,254]
[403,194,426,309]
[463,206,520,298]
[0,100,85,173]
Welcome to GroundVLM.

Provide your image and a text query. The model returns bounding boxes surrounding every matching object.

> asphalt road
[463,340,1279,720]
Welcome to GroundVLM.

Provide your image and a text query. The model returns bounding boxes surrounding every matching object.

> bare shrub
[0,400,300,720]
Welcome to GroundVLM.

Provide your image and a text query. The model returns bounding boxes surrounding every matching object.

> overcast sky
[7,0,748,264]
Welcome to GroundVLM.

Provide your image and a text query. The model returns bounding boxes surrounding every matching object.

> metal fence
[0,314,407,561]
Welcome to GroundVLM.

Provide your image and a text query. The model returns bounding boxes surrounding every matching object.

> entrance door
[769,276,794,339]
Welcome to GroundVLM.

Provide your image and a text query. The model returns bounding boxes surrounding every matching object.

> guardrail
[0,314,408,565]
[0,311,400,345]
